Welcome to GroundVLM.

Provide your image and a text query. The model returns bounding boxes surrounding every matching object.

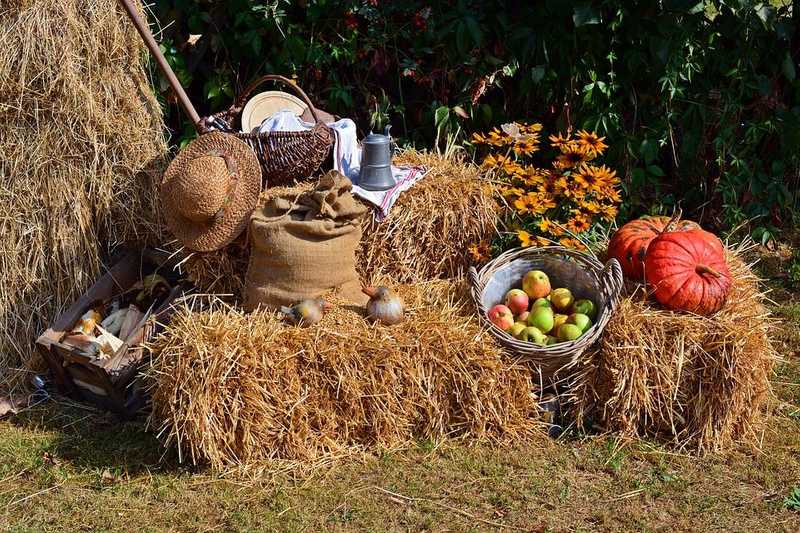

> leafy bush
[472,124,621,252]
[150,0,799,235]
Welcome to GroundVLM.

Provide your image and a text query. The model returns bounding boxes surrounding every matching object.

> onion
[362,286,404,325]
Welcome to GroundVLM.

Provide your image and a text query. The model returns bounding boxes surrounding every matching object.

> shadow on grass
[9,396,194,476]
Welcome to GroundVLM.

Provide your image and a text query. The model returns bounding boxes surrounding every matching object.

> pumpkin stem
[662,207,683,234]
[696,264,721,278]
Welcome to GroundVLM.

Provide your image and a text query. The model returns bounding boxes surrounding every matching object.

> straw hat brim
[241,91,308,133]
[161,132,261,252]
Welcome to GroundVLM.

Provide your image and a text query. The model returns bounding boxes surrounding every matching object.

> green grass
[2,250,800,531]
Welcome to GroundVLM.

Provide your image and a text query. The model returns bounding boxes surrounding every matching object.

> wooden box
[36,250,184,418]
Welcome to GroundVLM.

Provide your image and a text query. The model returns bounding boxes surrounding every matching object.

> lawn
[2,253,800,532]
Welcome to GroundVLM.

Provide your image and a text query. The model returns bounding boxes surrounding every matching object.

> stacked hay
[146,281,542,471]
[172,152,498,297]
[358,150,498,284]
[0,0,166,389]
[569,244,776,452]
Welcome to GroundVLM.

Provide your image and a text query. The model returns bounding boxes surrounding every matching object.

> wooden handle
[117,0,202,127]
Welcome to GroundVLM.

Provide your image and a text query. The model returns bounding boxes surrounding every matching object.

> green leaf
[647,165,665,177]
[531,66,546,83]
[452,105,469,119]
[434,106,450,129]
[573,4,600,27]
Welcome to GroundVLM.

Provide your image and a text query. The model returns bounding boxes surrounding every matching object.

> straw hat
[240,91,308,132]
[161,132,261,252]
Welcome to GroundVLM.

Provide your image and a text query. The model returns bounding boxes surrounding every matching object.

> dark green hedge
[151,0,799,235]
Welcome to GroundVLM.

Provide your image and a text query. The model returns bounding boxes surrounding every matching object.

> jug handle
[384,125,395,156]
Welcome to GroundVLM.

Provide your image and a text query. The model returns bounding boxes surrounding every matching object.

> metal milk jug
[359,125,395,191]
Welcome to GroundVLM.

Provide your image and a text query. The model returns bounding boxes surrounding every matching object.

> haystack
[0,0,166,389]
[569,243,776,452]
[358,150,498,284]
[145,280,542,471]
[170,152,498,297]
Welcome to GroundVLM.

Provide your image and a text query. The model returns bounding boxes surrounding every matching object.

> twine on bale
[568,241,777,453]
[144,280,544,473]
[0,0,167,390]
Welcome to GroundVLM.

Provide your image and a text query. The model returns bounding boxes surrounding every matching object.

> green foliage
[785,486,800,510]
[151,0,799,233]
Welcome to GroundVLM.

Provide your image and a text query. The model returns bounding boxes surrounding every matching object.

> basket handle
[599,258,624,311]
[226,75,323,124]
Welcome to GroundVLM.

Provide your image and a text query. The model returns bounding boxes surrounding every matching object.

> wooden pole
[118,0,202,127]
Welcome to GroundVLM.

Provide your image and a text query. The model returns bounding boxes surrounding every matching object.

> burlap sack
[244,172,368,311]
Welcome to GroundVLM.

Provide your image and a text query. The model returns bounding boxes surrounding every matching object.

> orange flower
[513,193,542,215]
[578,198,602,213]
[521,122,544,135]
[468,240,492,263]
[566,216,592,234]
[548,132,571,149]
[600,186,622,204]
[500,186,525,198]
[576,130,608,156]
[599,203,619,222]
[518,230,534,248]
[555,142,591,168]
[559,237,587,250]
[512,136,540,157]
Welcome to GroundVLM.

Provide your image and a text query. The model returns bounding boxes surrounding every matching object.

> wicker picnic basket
[470,246,623,380]
[204,75,335,185]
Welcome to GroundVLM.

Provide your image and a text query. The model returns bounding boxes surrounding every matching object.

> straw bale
[569,243,777,452]
[0,0,167,390]
[358,150,498,284]
[171,152,497,297]
[146,280,542,472]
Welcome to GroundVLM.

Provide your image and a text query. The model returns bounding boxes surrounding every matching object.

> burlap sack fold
[244,171,368,311]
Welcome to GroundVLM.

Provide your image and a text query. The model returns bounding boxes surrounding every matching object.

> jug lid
[362,125,392,145]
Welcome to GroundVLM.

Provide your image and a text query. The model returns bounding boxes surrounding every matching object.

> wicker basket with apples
[470,246,623,380]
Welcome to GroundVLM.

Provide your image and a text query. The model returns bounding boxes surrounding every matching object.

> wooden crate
[36,250,184,417]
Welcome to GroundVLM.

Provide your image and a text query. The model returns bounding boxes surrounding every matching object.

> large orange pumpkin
[644,229,731,315]
[607,216,700,280]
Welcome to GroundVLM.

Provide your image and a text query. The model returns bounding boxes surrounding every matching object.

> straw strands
[145,281,542,472]
[358,150,498,284]
[0,0,167,390]
[569,243,776,452]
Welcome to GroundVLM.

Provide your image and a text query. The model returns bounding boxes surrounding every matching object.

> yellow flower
[578,198,602,213]
[559,237,587,251]
[599,203,619,222]
[500,186,525,198]
[600,186,622,204]
[555,142,591,168]
[512,136,540,157]
[576,130,608,156]
[548,132,571,148]
[566,216,592,234]
[468,240,492,263]
[518,230,533,248]
[472,132,488,144]
[521,122,544,134]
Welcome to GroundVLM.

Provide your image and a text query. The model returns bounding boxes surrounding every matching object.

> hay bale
[0,0,166,389]
[171,153,497,296]
[358,150,498,284]
[146,281,542,471]
[569,243,777,452]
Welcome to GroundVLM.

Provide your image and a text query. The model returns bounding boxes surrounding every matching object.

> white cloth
[351,165,428,221]
[258,110,427,219]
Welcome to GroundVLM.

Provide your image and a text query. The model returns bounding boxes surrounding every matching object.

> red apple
[522,270,551,299]
[487,304,514,331]
[517,311,530,322]
[504,289,529,316]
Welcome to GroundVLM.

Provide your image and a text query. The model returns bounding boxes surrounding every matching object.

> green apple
[509,321,527,339]
[550,288,574,312]
[522,270,551,299]
[568,313,592,333]
[545,335,559,346]
[532,297,551,309]
[519,326,547,345]
[527,306,555,334]
[557,323,583,342]
[571,299,597,320]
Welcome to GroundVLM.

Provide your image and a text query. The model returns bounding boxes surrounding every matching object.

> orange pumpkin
[644,229,731,315]
[607,216,700,281]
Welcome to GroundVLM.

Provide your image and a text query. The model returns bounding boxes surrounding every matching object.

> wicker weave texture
[208,75,334,186]
[470,246,623,380]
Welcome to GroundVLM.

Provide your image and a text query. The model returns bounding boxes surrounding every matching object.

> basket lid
[241,91,308,133]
